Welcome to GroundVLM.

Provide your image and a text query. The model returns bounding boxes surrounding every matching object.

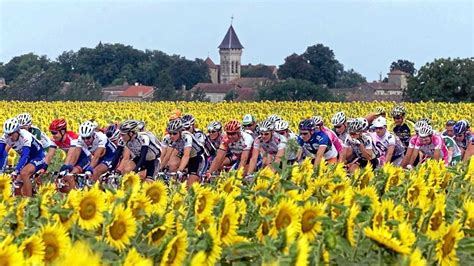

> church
[191,24,277,102]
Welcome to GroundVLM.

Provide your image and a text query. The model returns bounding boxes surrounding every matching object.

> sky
[0,0,472,81]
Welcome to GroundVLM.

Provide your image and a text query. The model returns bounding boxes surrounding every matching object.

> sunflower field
[0,101,474,265]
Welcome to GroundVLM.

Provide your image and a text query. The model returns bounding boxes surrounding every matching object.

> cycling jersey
[118,131,161,160]
[393,124,411,148]
[53,131,91,156]
[219,131,254,160]
[253,132,287,155]
[0,129,45,172]
[79,131,117,165]
[333,128,349,146]
[297,131,338,160]
[442,136,462,165]
[322,126,342,153]
[165,131,205,158]
[344,133,378,160]
[408,135,419,149]
[208,134,223,149]
[370,131,405,164]
[456,132,473,151]
[29,125,56,149]
[413,134,448,165]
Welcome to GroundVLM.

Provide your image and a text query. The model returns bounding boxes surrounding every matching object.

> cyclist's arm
[45,147,56,165]
[160,147,173,169]
[433,148,441,160]
[65,146,81,165]
[16,146,31,172]
[463,142,474,162]
[238,149,251,171]
[177,146,191,172]
[110,146,124,170]
[133,146,149,172]
[90,147,105,168]
[246,148,260,175]
[385,145,395,163]
[313,145,326,168]
[208,148,226,173]
[0,142,7,169]
[275,147,285,164]
[359,143,373,161]
[339,146,348,163]
[407,147,419,166]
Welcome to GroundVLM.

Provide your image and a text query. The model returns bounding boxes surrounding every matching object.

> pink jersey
[408,135,419,149]
[322,126,343,153]
[413,134,448,165]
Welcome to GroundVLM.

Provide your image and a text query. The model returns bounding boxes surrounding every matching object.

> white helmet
[312,116,323,126]
[17,113,32,127]
[267,114,282,123]
[372,117,387,128]
[3,118,20,134]
[259,119,274,132]
[79,121,96,138]
[418,125,433,137]
[242,114,256,126]
[207,121,222,132]
[348,119,365,133]
[331,112,346,126]
[414,120,429,132]
[274,120,289,131]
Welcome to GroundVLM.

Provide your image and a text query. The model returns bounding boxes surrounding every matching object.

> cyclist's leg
[92,163,109,182]
[19,163,36,196]
[187,155,202,187]
[167,148,181,171]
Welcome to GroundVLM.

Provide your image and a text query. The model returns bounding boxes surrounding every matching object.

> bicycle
[99,171,122,190]
[52,172,93,192]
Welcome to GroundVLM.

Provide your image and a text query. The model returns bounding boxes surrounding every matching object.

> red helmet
[224,120,241,133]
[49,118,67,131]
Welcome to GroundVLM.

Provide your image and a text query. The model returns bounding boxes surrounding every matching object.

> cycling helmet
[168,109,182,121]
[259,119,274,132]
[17,113,32,127]
[267,114,282,124]
[167,119,183,132]
[414,120,429,132]
[312,116,323,126]
[274,120,289,131]
[242,114,256,126]
[445,120,456,127]
[3,118,20,134]
[356,118,369,131]
[79,121,96,138]
[453,120,468,135]
[106,123,120,141]
[49,118,67,131]
[182,114,195,128]
[299,119,315,131]
[88,120,99,130]
[119,120,140,134]
[224,120,241,133]
[137,121,146,131]
[391,105,406,117]
[458,119,471,130]
[347,119,365,133]
[207,121,222,132]
[374,106,386,115]
[418,125,433,138]
[331,112,346,126]
[372,117,387,128]
[419,118,432,125]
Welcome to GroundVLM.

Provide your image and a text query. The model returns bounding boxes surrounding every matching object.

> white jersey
[253,132,287,155]
[29,125,56,149]
[370,131,405,159]
[344,133,378,160]
[164,131,205,158]
[79,131,116,154]
[1,129,44,155]
[220,131,254,159]
[119,131,161,161]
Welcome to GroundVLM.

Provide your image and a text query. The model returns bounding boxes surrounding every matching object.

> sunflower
[217,176,241,196]
[0,203,7,221]
[409,248,427,266]
[218,199,239,246]
[300,202,325,242]
[143,180,168,214]
[193,184,217,220]
[426,195,446,240]
[70,187,106,231]
[129,193,152,221]
[121,172,141,193]
[347,204,361,247]
[406,175,428,206]
[291,165,303,185]
[258,166,275,180]
[364,226,410,254]
[464,200,474,232]
[53,198,76,231]
[147,212,174,245]
[40,223,70,263]
[271,198,300,236]
[295,237,310,266]
[14,198,28,236]
[435,220,464,266]
[357,165,374,189]
[160,231,188,266]
[196,214,215,233]
[398,222,416,250]
[190,251,207,265]
[356,185,379,209]
[200,227,222,266]
[0,237,24,266]
[124,247,153,266]
[0,174,12,200]
[19,234,45,265]
[106,205,137,251]
[56,241,102,266]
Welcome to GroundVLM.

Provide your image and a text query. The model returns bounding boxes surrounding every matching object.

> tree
[303,44,343,88]
[278,53,314,81]
[258,79,335,101]
[406,58,474,102]
[59,74,102,101]
[335,69,367,88]
[1,53,50,83]
[390,59,416,76]
[241,64,275,79]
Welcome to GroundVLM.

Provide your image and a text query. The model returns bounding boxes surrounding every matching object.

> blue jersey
[0,129,45,172]
[297,131,332,154]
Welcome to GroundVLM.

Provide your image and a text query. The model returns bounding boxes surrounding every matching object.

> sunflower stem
[351,223,363,261]
[378,247,383,266]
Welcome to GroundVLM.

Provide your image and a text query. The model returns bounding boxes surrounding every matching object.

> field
[0,101,474,265]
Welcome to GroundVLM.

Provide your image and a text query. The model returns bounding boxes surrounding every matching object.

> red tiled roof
[192,83,239,93]
[120,85,154,97]
[234,87,256,101]
[205,57,217,69]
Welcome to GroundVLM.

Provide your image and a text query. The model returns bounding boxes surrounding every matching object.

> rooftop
[218,25,244,49]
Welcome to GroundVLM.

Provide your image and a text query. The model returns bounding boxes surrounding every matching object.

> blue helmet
[299,119,315,131]
[454,120,468,135]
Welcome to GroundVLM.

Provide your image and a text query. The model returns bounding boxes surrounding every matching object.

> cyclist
[391,105,412,149]
[297,119,338,168]
[242,114,259,139]
[401,120,429,168]
[274,120,298,164]
[17,113,57,168]
[442,120,457,138]
[331,111,349,143]
[0,118,46,196]
[370,117,405,166]
[207,120,254,175]
[442,134,462,166]
[161,119,207,186]
[105,123,131,172]
[406,125,448,166]
[339,119,379,172]
[78,121,117,182]
[312,116,343,154]
[463,138,474,162]
[110,120,161,180]
[182,114,216,157]
[247,119,287,175]
[453,120,472,157]
[49,118,92,191]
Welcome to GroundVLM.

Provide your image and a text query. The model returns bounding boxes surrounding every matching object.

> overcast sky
[0,0,472,81]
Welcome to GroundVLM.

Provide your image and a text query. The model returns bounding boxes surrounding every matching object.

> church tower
[218,24,243,84]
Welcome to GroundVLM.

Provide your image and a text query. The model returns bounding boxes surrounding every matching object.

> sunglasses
[169,132,179,136]
[349,132,359,136]
[456,134,464,137]
[50,131,59,135]
[393,116,403,120]
[7,132,16,137]
[208,130,218,134]
[226,132,238,136]
[300,131,310,136]
[375,127,385,130]
[276,130,287,135]
[243,124,253,128]
[260,132,271,136]
[83,136,93,140]
[334,125,343,129]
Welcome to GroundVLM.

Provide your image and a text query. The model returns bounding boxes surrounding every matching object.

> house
[191,83,240,102]
[102,82,154,101]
